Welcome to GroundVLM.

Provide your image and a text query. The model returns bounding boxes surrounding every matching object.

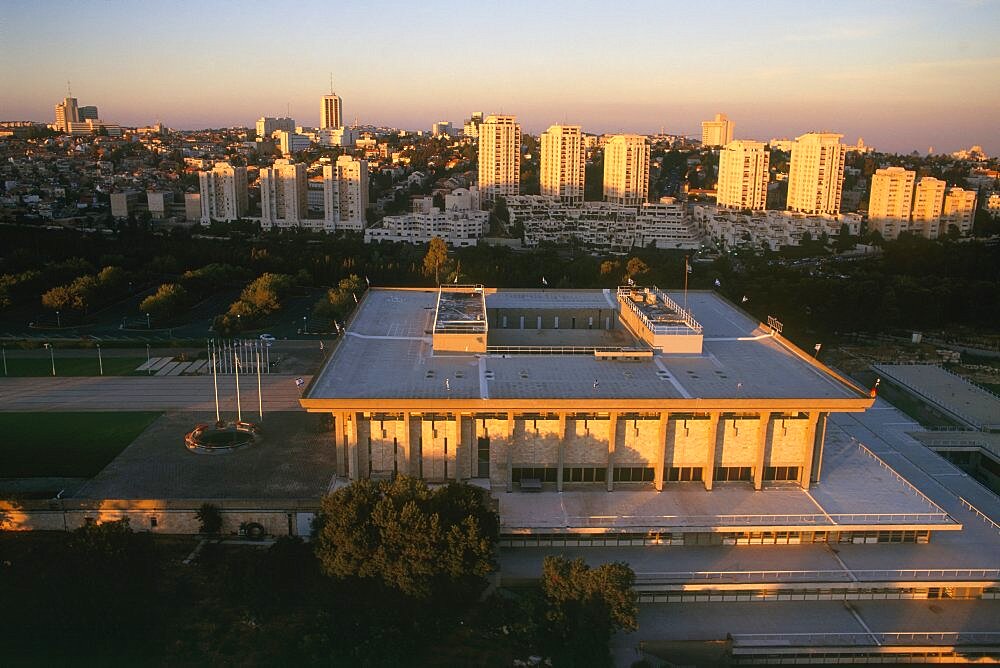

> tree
[625,257,649,278]
[540,556,638,666]
[423,237,449,285]
[314,477,498,601]
[196,502,224,535]
[140,283,188,322]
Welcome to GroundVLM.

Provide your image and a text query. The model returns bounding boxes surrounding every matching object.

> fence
[731,631,1000,647]
[959,496,1000,535]
[636,568,1000,584]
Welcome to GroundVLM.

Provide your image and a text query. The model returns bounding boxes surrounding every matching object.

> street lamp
[2,345,6,376]
[56,310,61,328]
[303,316,307,334]
[146,312,151,329]
[146,343,150,375]
[97,343,103,376]
[44,343,55,376]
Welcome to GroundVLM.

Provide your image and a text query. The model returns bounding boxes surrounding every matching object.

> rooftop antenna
[67,80,72,96]
[286,102,291,117]
[329,72,334,94]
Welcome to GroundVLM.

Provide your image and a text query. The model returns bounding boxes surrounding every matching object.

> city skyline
[1,0,999,154]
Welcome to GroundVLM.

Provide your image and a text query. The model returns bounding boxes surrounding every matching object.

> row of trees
[139,263,248,323]
[40,265,128,316]
[311,273,365,325]
[0,257,94,310]
[212,272,294,335]
[1,479,638,666]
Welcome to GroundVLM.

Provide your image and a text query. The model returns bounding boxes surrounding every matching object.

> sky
[1,0,999,155]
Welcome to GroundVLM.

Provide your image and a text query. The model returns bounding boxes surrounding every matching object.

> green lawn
[0,412,162,478]
[1,356,147,377]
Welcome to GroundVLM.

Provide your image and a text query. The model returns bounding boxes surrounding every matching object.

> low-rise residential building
[365,207,489,246]
[694,204,862,251]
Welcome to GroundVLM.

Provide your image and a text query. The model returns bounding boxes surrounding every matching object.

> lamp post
[97,343,103,376]
[146,343,150,375]
[56,310,61,328]
[2,345,6,376]
[44,343,55,376]
[146,312,151,329]
[302,316,307,334]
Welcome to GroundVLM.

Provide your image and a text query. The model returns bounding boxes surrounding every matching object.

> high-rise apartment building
[320,93,343,130]
[478,115,521,205]
[911,177,947,239]
[261,159,309,229]
[198,162,248,224]
[716,140,769,210]
[701,113,734,147]
[463,111,484,138]
[54,97,79,132]
[867,167,915,240]
[603,134,650,207]
[255,117,295,139]
[942,187,977,236]
[78,105,99,121]
[540,125,585,205]
[786,132,846,215]
[323,155,369,232]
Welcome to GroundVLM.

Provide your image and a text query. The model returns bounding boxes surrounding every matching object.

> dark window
[764,466,799,481]
[613,467,655,482]
[666,466,703,482]
[714,466,752,482]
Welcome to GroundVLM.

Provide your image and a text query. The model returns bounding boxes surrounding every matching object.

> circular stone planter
[185,421,261,454]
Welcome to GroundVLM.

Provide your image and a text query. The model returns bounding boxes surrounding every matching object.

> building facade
[322,155,369,232]
[320,93,343,130]
[54,97,79,132]
[255,117,295,139]
[603,134,650,207]
[540,125,585,205]
[260,159,309,230]
[716,140,769,211]
[477,114,521,205]
[911,177,947,239]
[942,187,977,236]
[868,166,916,240]
[198,162,248,224]
[701,113,734,147]
[786,132,846,215]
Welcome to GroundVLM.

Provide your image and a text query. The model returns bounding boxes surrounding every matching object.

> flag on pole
[295,377,305,388]
[353,292,358,304]
[364,276,370,287]
[453,273,459,283]
[741,295,749,303]
[626,276,635,286]
[541,277,548,286]
[714,278,721,287]
[686,263,693,274]
[814,343,822,352]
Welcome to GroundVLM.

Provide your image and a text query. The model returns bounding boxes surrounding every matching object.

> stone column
[347,412,359,481]
[655,412,669,492]
[453,413,463,481]
[557,413,568,492]
[332,412,346,477]
[798,412,822,491]
[704,411,720,491]
[400,412,411,477]
[606,412,618,492]
[753,411,772,491]
[506,411,515,493]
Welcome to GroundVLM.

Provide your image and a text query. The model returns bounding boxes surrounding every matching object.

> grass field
[0,412,162,478]
[1,356,147,377]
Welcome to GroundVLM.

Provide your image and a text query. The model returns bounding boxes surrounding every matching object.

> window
[511,467,557,483]
[714,466,752,482]
[613,467,655,482]
[764,466,799,481]
[565,467,607,483]
[666,466,703,482]
[150,516,158,528]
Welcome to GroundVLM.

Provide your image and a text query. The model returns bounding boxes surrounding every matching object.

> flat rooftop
[433,286,486,334]
[874,363,1000,429]
[305,288,869,405]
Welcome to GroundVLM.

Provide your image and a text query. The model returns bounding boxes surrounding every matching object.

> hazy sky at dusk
[2,0,998,154]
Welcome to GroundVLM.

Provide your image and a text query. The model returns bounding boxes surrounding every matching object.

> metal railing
[486,345,650,356]
[636,568,1000,583]
[731,631,1000,647]
[873,363,999,430]
[853,440,949,514]
[959,496,1000,535]
[549,510,952,528]
[616,285,703,335]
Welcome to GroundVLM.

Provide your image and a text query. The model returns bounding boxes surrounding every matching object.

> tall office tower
[261,159,308,227]
[323,155,369,231]
[942,187,977,237]
[463,111,484,138]
[198,162,248,224]
[911,177,947,239]
[78,105,99,121]
[701,113,734,147]
[786,132,846,215]
[432,121,453,137]
[54,97,79,132]
[716,140,770,210]
[540,125,585,204]
[867,166,916,240]
[603,134,650,207]
[320,93,343,130]
[478,114,521,205]
[255,116,295,139]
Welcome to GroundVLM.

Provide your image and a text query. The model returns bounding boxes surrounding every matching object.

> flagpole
[256,349,263,420]
[683,255,689,311]
[234,350,242,422]
[212,347,220,423]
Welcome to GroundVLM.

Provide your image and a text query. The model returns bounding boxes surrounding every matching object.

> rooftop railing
[635,568,1000,584]
[520,511,955,528]
[616,285,702,335]
[433,284,487,334]
[731,631,1000,647]
[486,345,651,356]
